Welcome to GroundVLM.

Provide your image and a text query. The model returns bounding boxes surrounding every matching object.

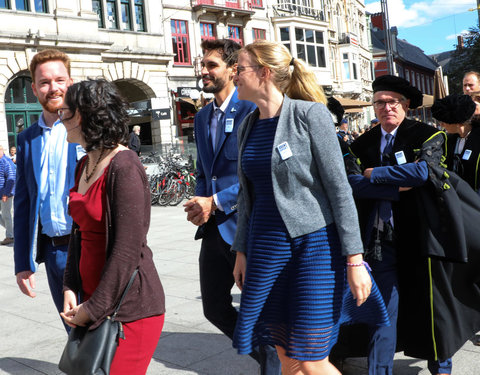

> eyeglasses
[57,108,71,121]
[373,99,403,110]
[236,65,260,76]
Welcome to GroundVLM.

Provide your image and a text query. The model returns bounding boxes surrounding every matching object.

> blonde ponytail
[242,40,326,104]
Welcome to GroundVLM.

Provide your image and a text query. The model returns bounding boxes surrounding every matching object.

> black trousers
[199,217,238,340]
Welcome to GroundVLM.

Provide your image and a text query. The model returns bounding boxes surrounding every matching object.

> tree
[448,25,480,94]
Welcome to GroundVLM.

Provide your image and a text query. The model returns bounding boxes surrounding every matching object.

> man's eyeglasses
[57,108,71,121]
[236,65,260,76]
[373,99,403,110]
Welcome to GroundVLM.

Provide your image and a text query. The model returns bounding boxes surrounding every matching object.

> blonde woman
[231,40,388,374]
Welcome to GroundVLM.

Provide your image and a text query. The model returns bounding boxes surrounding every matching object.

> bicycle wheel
[169,181,186,206]
[158,179,177,206]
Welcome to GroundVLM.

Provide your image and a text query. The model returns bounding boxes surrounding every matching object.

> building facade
[0,0,373,151]
[0,0,173,151]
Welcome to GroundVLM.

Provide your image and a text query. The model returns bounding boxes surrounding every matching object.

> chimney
[371,12,384,31]
[457,35,464,50]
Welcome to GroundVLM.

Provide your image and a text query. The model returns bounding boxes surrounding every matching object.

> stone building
[0,0,373,151]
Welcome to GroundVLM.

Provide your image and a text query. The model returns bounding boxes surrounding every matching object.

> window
[342,53,350,80]
[134,0,145,31]
[416,73,420,88]
[92,0,104,28]
[405,69,410,82]
[120,0,132,30]
[294,28,326,68]
[200,22,216,41]
[352,53,358,80]
[253,28,266,41]
[171,20,191,65]
[411,71,416,87]
[34,0,47,12]
[106,0,118,29]
[0,0,8,8]
[251,0,263,7]
[15,0,28,11]
[5,76,43,147]
[280,27,290,52]
[228,25,243,45]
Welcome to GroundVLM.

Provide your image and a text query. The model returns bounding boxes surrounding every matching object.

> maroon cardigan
[63,150,165,329]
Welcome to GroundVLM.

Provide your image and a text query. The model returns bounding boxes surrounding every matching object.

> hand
[16,271,36,298]
[363,168,374,180]
[2,195,7,202]
[60,303,91,328]
[346,255,372,307]
[63,289,78,316]
[184,196,216,226]
[233,251,247,291]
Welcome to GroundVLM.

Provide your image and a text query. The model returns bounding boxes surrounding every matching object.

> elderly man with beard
[183,39,280,375]
[14,49,81,331]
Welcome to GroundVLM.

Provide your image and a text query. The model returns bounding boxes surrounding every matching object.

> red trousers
[110,314,165,375]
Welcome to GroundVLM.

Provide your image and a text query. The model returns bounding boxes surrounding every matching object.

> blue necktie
[210,108,222,151]
[379,133,394,222]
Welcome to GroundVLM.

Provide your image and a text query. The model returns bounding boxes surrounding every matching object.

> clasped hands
[60,289,91,328]
[184,196,217,226]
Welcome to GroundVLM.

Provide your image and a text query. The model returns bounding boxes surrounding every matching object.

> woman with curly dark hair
[59,79,165,374]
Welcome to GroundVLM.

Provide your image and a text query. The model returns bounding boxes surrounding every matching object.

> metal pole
[381,0,395,75]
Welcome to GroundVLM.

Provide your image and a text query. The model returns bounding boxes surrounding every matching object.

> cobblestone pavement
[0,205,478,374]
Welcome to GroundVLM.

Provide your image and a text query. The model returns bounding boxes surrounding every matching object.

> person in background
[60,79,165,374]
[14,49,80,330]
[463,71,480,94]
[338,118,354,144]
[183,39,281,375]
[232,40,388,375]
[0,145,15,245]
[128,125,141,156]
[370,118,380,129]
[9,146,16,163]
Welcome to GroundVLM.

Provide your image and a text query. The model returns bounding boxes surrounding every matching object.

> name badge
[395,150,407,165]
[225,118,234,133]
[463,149,472,160]
[277,142,293,160]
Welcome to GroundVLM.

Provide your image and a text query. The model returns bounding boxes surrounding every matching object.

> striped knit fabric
[232,117,389,361]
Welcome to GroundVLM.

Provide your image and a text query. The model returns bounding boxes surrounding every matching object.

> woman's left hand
[60,303,91,328]
[346,255,372,306]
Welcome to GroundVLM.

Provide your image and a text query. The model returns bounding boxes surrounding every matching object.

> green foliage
[447,25,480,94]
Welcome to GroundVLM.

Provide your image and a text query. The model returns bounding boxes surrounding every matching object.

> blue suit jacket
[194,89,256,245]
[14,121,78,274]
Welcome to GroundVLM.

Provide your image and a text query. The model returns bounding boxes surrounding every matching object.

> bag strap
[112,268,139,320]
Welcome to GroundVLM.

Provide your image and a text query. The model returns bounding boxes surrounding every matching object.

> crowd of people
[7,42,480,375]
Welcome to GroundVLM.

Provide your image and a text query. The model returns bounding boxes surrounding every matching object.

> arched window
[5,75,42,147]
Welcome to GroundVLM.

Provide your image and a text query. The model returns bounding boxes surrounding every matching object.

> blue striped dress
[232,117,389,361]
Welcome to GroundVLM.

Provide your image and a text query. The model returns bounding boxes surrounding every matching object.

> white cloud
[366,0,476,29]
[445,29,470,40]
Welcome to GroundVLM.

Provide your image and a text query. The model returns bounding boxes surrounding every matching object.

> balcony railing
[191,0,253,10]
[275,2,325,21]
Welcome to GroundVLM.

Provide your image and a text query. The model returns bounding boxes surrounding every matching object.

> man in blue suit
[184,39,280,375]
[14,49,80,329]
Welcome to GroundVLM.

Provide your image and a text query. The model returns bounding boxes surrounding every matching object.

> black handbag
[58,269,139,375]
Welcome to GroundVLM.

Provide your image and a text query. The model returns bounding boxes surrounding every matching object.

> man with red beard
[14,49,80,331]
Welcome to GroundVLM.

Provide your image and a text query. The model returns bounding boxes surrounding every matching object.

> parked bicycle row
[141,151,196,206]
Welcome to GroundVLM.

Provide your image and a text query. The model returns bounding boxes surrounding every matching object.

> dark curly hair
[64,79,129,152]
[200,39,242,66]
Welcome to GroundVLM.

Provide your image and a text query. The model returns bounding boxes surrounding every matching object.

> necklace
[84,148,106,183]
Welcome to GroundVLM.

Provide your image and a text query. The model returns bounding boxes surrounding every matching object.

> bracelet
[346,260,371,271]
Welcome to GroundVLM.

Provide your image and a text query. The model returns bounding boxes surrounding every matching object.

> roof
[429,50,455,73]
[371,29,439,71]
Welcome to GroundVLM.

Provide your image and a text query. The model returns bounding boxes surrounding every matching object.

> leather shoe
[474,334,480,346]
[1,237,13,245]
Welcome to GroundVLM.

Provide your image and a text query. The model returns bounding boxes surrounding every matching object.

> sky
[364,0,479,55]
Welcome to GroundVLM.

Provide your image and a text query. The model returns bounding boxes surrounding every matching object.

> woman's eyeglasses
[236,65,260,76]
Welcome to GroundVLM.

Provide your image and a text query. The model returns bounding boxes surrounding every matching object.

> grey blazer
[232,95,364,256]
